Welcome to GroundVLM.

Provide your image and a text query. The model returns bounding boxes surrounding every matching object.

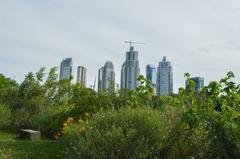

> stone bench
[20,129,41,140]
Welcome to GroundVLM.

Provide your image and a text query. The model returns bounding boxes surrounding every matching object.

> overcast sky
[1,0,240,92]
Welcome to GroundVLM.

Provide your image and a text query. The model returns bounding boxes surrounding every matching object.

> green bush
[11,108,32,130]
[0,104,11,130]
[62,107,167,159]
[31,109,69,138]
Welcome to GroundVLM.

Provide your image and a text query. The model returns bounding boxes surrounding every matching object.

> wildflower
[67,117,74,124]
[63,123,68,128]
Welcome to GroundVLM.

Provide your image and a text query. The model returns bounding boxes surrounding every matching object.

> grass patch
[0,132,16,141]
[0,132,64,159]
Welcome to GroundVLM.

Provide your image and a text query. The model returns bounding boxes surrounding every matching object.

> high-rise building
[121,46,140,90]
[98,67,104,92]
[98,61,115,92]
[157,56,173,95]
[186,77,204,92]
[146,64,157,91]
[59,58,73,80]
[77,66,87,87]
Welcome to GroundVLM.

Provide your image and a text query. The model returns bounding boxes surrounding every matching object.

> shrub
[11,108,32,130]
[0,104,11,130]
[31,110,69,138]
[62,107,167,159]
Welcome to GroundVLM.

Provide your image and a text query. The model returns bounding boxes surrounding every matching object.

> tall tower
[146,64,157,92]
[77,66,87,87]
[98,67,104,92]
[157,56,173,95]
[98,61,115,92]
[186,77,204,92]
[59,58,73,80]
[121,46,140,90]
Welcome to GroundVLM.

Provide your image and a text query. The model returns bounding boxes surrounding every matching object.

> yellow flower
[63,123,68,127]
[67,117,74,124]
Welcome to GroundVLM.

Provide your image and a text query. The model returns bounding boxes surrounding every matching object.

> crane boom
[125,40,146,48]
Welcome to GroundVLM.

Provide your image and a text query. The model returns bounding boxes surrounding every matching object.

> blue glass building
[98,61,115,92]
[59,58,73,80]
[121,46,140,90]
[157,56,173,95]
[146,64,157,92]
[186,77,204,92]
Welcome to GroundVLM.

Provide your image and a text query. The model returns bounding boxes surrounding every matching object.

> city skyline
[1,1,240,92]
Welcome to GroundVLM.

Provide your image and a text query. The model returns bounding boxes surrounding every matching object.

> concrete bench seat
[20,129,41,140]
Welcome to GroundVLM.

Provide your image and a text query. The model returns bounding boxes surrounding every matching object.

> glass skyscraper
[59,58,73,80]
[121,46,140,90]
[157,56,173,95]
[98,61,115,92]
[77,66,87,87]
[146,64,157,92]
[186,77,204,92]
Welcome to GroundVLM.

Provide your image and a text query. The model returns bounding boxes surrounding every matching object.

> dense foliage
[1,68,240,158]
[0,104,11,130]
[61,107,166,159]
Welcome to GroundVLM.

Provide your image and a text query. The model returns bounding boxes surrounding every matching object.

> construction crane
[124,40,146,48]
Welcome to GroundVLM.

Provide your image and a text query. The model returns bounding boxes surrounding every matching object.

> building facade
[98,67,104,92]
[146,64,157,92]
[77,66,87,87]
[157,56,173,95]
[59,58,73,80]
[98,61,115,92]
[121,46,140,90]
[186,77,204,92]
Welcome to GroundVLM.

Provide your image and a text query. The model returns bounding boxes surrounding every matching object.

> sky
[1,0,240,92]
